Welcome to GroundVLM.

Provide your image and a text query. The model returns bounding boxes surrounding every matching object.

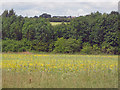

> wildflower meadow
[2,53,118,88]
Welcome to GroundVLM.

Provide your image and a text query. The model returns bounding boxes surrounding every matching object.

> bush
[106,46,118,54]
[48,41,55,52]
[81,42,92,54]
[53,38,66,53]
[92,44,101,54]
[2,39,32,52]
[18,47,26,52]
[53,38,81,53]
[101,41,118,54]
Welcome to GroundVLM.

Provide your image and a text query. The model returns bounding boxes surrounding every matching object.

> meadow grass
[50,22,68,26]
[2,53,118,88]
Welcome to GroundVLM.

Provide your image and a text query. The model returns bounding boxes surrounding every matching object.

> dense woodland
[1,9,120,54]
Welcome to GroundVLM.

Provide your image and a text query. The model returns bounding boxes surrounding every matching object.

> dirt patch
[22,51,32,54]
[3,51,33,54]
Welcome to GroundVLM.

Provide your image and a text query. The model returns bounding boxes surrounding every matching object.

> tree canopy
[1,9,119,54]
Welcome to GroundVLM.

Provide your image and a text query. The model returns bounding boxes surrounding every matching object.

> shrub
[54,38,81,53]
[81,42,92,54]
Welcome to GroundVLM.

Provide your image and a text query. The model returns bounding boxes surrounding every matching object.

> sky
[0,0,119,17]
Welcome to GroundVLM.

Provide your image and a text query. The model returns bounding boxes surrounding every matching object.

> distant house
[52,16,72,18]
[67,16,71,18]
[53,16,62,18]
[71,16,76,18]
[40,13,51,18]
[34,16,39,18]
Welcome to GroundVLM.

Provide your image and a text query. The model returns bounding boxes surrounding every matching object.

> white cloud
[77,9,89,16]
[17,9,41,17]
[65,9,88,16]
[66,9,75,16]
[0,2,118,17]
[0,0,119,2]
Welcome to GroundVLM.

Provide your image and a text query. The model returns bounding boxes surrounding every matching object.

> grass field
[50,22,68,26]
[2,53,118,88]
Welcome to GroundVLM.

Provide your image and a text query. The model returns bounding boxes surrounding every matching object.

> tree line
[29,13,72,22]
[1,9,120,54]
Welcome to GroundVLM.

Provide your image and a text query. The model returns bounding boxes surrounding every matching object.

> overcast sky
[0,0,119,17]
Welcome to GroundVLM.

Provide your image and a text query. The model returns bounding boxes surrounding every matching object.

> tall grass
[2,53,118,88]
[50,22,68,26]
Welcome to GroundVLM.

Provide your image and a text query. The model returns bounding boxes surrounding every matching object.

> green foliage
[32,41,49,52]
[54,38,81,53]
[2,39,32,52]
[48,41,55,52]
[81,42,92,54]
[92,44,100,51]
[2,10,9,17]
[92,44,101,54]
[1,9,119,54]
[53,38,65,53]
